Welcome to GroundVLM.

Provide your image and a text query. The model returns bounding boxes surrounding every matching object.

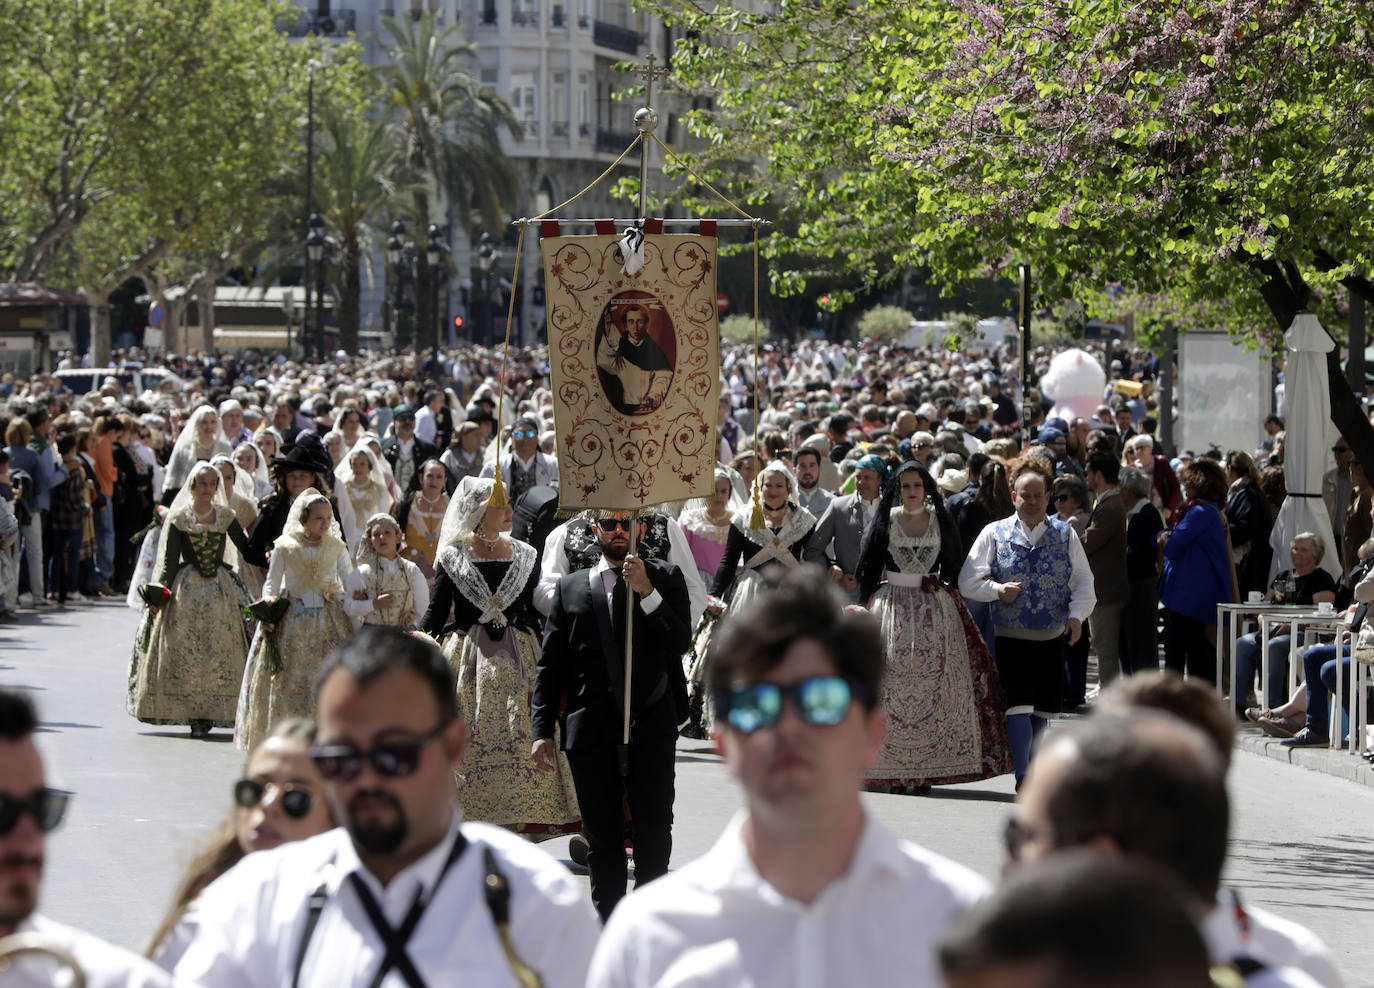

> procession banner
[542,224,720,511]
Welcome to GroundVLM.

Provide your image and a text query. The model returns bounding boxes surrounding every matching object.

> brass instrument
[0,931,87,987]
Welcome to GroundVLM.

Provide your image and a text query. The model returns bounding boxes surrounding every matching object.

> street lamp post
[386,220,407,355]
[302,58,322,363]
[476,232,501,348]
[426,224,445,354]
[307,213,326,360]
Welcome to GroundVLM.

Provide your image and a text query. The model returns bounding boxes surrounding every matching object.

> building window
[481,0,497,25]
[512,72,537,137]
[551,72,568,137]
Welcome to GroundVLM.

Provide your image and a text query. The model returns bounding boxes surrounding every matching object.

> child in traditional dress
[234,488,355,751]
[344,513,428,629]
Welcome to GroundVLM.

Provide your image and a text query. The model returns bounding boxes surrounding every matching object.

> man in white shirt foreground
[174,627,598,988]
[1008,710,1330,987]
[0,689,173,987]
[586,568,988,987]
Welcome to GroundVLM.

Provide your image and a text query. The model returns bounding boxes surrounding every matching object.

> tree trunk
[89,300,112,367]
[196,288,216,355]
[165,296,190,356]
[341,243,361,356]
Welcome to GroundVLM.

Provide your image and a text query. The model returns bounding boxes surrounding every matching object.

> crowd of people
[0,333,1358,985]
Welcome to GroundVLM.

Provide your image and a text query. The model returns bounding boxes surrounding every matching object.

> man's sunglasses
[511,428,539,440]
[0,788,71,836]
[233,779,316,819]
[596,518,635,532]
[1333,445,1351,454]
[1053,493,1072,502]
[311,722,449,783]
[716,675,871,734]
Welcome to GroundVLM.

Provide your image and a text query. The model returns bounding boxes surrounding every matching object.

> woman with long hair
[855,461,1011,792]
[235,487,355,751]
[147,718,333,970]
[128,461,253,738]
[419,476,579,838]
[950,459,1014,657]
[1158,458,1233,684]
[1224,449,1273,597]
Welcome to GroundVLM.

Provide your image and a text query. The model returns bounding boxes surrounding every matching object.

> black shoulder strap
[291,881,331,988]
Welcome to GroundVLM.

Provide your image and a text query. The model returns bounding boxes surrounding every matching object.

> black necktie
[610,567,629,645]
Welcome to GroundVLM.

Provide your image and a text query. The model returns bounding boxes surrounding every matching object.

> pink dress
[679,507,733,585]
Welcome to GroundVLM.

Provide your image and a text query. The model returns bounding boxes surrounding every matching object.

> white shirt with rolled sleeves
[533,518,707,625]
[585,812,989,988]
[172,819,598,988]
[957,516,1096,639]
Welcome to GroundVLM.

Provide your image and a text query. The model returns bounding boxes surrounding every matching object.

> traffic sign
[148,302,165,328]
[716,294,729,313]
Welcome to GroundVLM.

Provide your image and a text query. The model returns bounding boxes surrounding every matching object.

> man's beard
[797,478,818,493]
[601,539,629,563]
[0,853,42,932]
[347,791,408,856]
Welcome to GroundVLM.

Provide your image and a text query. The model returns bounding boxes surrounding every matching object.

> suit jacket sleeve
[533,579,571,740]
[644,562,692,661]
[804,502,836,567]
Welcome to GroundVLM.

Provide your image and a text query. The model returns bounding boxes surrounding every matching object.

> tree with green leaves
[0,0,354,363]
[647,0,1374,466]
[375,12,521,355]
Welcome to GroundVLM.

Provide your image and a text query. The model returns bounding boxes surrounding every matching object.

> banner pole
[619,512,638,776]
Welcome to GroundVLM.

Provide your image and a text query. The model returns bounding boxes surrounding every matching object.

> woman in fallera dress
[678,467,739,585]
[128,461,253,739]
[711,460,817,608]
[344,513,428,629]
[212,454,263,598]
[235,488,355,752]
[161,406,231,507]
[420,476,579,839]
[334,441,393,553]
[855,460,1011,791]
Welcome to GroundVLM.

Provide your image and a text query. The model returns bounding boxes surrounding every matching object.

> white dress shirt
[173,819,598,988]
[534,518,707,624]
[414,406,439,445]
[1202,892,1340,987]
[586,812,988,988]
[594,556,662,615]
[9,913,175,987]
[957,514,1097,638]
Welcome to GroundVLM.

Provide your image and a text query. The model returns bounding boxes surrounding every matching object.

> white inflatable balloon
[1041,348,1107,424]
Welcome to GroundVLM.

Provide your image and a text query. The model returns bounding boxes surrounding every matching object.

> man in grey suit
[794,447,834,520]
[804,454,887,597]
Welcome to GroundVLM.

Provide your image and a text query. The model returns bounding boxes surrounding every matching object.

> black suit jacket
[533,558,691,751]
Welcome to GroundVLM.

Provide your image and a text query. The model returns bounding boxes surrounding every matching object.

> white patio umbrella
[1268,312,1342,582]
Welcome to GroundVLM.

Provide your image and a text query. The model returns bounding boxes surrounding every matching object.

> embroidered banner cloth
[542,229,720,511]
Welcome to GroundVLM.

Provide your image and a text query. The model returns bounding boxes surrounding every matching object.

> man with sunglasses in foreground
[585,569,988,986]
[0,690,174,986]
[533,509,693,922]
[175,628,598,987]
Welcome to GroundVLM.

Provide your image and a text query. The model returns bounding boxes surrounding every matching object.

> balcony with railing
[551,8,567,28]
[480,2,497,25]
[593,19,639,54]
[596,127,636,152]
[511,4,540,28]
[280,8,357,37]
[551,121,570,138]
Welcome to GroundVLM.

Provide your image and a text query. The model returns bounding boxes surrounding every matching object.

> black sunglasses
[1333,445,1351,454]
[1002,815,1042,862]
[716,675,871,734]
[596,518,635,532]
[311,722,449,783]
[233,779,315,819]
[1053,493,1072,502]
[0,788,71,836]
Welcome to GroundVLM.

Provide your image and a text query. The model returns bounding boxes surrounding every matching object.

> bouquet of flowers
[244,596,291,675]
[129,505,168,546]
[135,584,172,650]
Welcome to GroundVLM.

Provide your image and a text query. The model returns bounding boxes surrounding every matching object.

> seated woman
[147,718,334,970]
[1233,532,1337,718]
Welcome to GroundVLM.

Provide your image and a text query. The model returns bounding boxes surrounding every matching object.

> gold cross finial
[633,52,670,108]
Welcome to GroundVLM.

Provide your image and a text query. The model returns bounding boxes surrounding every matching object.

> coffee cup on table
[1247,591,1263,604]
[1317,601,1335,615]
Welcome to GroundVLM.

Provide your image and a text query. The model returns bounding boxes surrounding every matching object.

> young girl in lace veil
[161,406,231,506]
[128,460,253,739]
[419,476,580,839]
[211,454,264,598]
[344,513,428,630]
[235,487,356,751]
[334,441,393,552]
[232,440,272,500]
[854,459,1011,792]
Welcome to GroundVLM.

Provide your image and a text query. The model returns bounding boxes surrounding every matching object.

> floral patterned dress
[422,540,580,839]
[865,512,1012,790]
[234,539,356,751]
[127,506,252,727]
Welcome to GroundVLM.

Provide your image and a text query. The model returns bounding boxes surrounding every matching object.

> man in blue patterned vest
[959,457,1096,788]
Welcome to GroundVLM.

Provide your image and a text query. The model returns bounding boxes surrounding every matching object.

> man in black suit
[532,509,692,921]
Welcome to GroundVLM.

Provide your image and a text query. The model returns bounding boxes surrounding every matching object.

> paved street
[5,598,1374,985]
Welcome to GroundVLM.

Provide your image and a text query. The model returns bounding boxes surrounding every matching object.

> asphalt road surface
[4,599,1372,985]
